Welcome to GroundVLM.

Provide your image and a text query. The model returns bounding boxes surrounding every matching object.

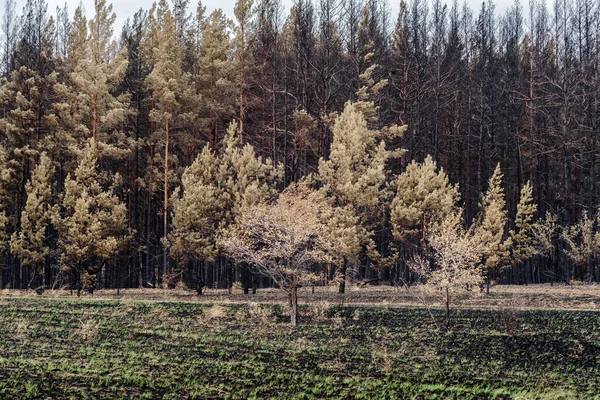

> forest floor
[0,286,599,399]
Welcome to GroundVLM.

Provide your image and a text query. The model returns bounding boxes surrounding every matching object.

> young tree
[10,153,55,288]
[474,163,511,293]
[391,155,460,248]
[54,140,128,295]
[510,181,539,265]
[221,184,341,326]
[561,212,600,281]
[410,211,484,328]
[532,212,558,259]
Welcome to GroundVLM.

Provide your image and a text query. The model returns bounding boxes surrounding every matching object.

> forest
[1,0,600,295]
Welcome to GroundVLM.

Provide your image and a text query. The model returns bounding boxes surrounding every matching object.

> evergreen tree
[474,163,511,294]
[10,153,55,288]
[316,61,406,291]
[0,66,46,180]
[54,140,128,295]
[145,1,196,279]
[170,122,282,289]
[1,0,18,75]
[0,9,58,217]
[510,181,539,265]
[316,100,400,289]
[68,0,130,157]
[197,8,238,147]
[234,0,254,136]
[55,3,71,61]
[391,155,460,247]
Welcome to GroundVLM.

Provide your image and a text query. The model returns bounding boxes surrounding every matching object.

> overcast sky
[12,0,514,35]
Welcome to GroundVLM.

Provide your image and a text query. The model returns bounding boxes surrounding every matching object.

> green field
[0,297,599,399]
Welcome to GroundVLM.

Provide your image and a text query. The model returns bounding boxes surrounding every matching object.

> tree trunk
[290,286,298,326]
[338,259,347,294]
[163,119,170,279]
[445,286,450,329]
[241,263,250,294]
[239,25,245,138]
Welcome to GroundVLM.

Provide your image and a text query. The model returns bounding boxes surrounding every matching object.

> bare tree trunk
[445,286,450,329]
[290,285,298,326]
[239,23,245,138]
[163,119,170,279]
[338,259,347,294]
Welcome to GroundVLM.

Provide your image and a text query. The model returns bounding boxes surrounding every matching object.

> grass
[0,292,600,399]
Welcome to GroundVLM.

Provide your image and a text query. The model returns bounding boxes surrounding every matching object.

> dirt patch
[2,283,599,311]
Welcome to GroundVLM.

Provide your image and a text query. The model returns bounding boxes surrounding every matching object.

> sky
[11,0,514,35]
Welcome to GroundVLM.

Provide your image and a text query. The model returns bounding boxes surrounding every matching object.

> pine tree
[54,140,128,295]
[67,0,131,158]
[145,1,196,279]
[0,11,58,215]
[1,0,18,75]
[51,5,87,163]
[315,62,406,291]
[0,66,42,176]
[197,8,238,148]
[10,153,55,288]
[391,155,460,247]
[55,3,71,61]
[510,181,539,265]
[474,163,511,294]
[234,0,254,136]
[169,122,282,287]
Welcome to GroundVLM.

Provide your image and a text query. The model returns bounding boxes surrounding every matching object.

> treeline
[0,0,600,292]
